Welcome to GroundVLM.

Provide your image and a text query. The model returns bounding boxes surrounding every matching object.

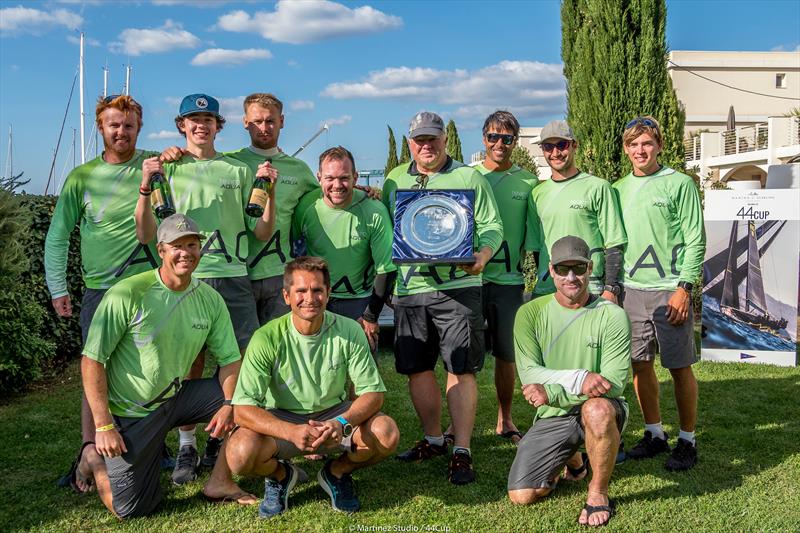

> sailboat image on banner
[719,220,788,333]
[701,218,796,353]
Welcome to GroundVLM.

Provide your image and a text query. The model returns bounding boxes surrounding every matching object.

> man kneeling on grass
[75,214,256,519]
[507,236,631,527]
[226,256,399,518]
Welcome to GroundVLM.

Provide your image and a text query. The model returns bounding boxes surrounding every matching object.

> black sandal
[56,441,96,494]
[578,499,616,527]
[565,452,590,480]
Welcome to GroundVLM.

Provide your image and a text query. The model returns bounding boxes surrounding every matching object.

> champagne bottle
[150,172,176,220]
[246,158,273,218]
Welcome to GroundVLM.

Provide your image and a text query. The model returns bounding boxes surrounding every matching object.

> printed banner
[701,189,799,367]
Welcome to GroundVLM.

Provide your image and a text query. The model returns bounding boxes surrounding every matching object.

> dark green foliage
[385,126,399,176]
[445,119,463,162]
[399,135,411,164]
[510,146,539,177]
[561,0,685,181]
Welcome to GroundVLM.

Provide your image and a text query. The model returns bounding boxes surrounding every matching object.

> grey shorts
[266,402,355,459]
[200,276,258,349]
[79,288,108,343]
[482,283,524,362]
[621,287,698,369]
[328,296,370,321]
[251,274,290,326]
[105,378,223,518]
[393,287,485,375]
[508,398,627,491]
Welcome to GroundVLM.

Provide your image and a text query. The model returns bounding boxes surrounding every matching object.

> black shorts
[200,276,259,350]
[80,288,108,343]
[393,287,485,375]
[328,296,370,321]
[251,274,290,326]
[482,283,524,362]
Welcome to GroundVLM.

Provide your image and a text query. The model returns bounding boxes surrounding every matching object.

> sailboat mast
[720,220,739,309]
[745,220,768,314]
[79,32,86,165]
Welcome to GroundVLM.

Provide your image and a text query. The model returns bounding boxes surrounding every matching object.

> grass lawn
[1,352,799,532]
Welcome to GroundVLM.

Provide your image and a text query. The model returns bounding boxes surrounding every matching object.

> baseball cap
[538,120,575,143]
[157,214,206,244]
[550,236,591,265]
[409,111,445,138]
[179,93,223,119]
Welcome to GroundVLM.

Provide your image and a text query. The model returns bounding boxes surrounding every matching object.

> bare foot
[75,444,102,493]
[202,483,258,505]
[577,493,614,527]
[562,451,588,481]
[496,424,523,444]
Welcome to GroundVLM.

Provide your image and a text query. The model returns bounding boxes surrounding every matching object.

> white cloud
[0,6,82,36]
[287,59,300,68]
[770,43,800,52]
[323,115,352,127]
[191,48,271,66]
[218,96,245,121]
[109,20,200,56]
[66,34,100,46]
[217,0,402,44]
[152,0,233,6]
[147,130,182,140]
[321,60,565,120]
[289,100,315,111]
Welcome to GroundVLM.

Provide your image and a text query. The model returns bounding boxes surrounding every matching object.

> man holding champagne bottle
[135,93,277,485]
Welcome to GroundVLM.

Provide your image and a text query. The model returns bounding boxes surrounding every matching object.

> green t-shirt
[514,293,631,421]
[476,163,540,285]
[83,269,240,418]
[531,172,627,295]
[233,311,386,414]
[163,154,255,279]
[382,159,504,295]
[613,166,706,290]
[293,189,396,299]
[227,148,319,281]
[45,150,160,297]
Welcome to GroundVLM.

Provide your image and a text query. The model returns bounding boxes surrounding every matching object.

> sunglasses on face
[485,133,516,146]
[541,139,572,152]
[625,117,657,129]
[553,263,588,276]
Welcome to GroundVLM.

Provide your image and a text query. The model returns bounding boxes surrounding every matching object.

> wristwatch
[677,281,693,293]
[603,284,622,296]
[335,416,353,438]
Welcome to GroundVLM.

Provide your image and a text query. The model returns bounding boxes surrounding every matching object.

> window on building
[776,73,787,89]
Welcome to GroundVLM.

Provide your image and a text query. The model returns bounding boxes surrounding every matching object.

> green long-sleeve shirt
[613,166,706,290]
[514,293,631,421]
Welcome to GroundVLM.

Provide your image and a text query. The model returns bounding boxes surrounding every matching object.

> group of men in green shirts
[45,91,704,527]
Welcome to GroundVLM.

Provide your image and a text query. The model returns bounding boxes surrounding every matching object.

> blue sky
[1,0,799,194]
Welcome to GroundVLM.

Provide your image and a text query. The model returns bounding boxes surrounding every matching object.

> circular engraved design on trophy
[401,195,468,256]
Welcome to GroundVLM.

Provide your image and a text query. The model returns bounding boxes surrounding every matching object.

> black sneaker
[396,439,448,462]
[259,460,298,518]
[665,438,697,471]
[317,460,360,513]
[161,443,176,471]
[447,450,475,485]
[626,431,670,460]
[201,437,222,469]
[615,440,626,464]
[172,445,199,485]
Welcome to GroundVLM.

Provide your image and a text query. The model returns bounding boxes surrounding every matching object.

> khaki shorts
[621,287,698,369]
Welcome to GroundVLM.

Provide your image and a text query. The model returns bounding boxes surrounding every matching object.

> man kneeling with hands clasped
[507,236,631,527]
[226,256,399,518]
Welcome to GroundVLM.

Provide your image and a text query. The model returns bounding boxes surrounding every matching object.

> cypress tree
[399,135,411,164]
[385,126,399,176]
[561,0,685,181]
[510,146,539,177]
[445,120,463,162]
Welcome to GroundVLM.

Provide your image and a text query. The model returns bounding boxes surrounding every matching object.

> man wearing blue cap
[135,93,277,485]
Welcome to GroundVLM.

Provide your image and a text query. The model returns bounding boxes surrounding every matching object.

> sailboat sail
[745,220,768,314]
[720,221,739,309]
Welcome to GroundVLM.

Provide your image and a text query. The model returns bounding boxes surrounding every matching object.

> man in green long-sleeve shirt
[508,236,630,527]
[613,116,705,472]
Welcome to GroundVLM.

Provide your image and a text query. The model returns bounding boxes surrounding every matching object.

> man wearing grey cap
[135,93,278,483]
[530,120,626,303]
[74,213,256,519]
[508,235,630,527]
[382,111,503,485]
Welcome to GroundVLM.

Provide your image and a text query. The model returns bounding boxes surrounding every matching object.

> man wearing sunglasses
[474,111,540,445]
[613,116,704,471]
[508,236,630,527]
[383,111,503,485]
[530,121,626,304]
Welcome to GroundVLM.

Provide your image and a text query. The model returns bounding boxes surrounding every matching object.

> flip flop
[496,430,523,443]
[578,499,616,527]
[201,490,258,506]
[56,441,96,494]
[563,452,590,481]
